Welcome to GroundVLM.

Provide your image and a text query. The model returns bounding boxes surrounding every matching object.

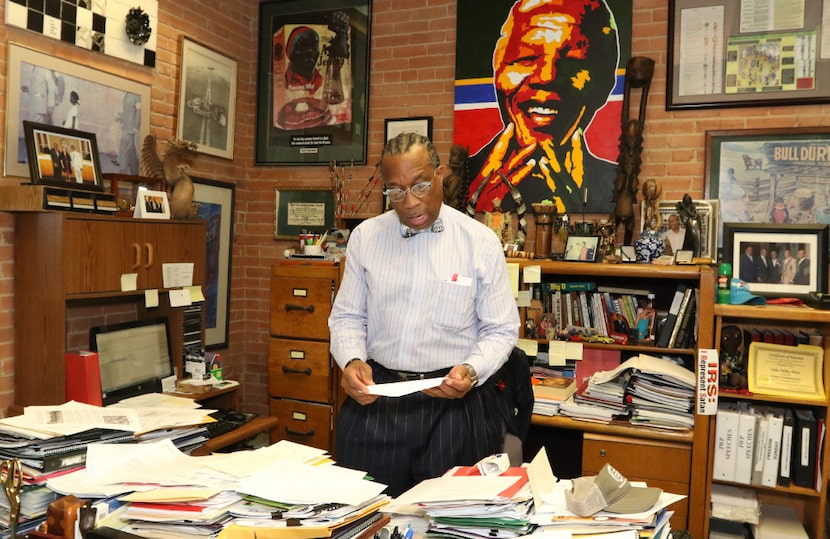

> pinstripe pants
[336,360,506,497]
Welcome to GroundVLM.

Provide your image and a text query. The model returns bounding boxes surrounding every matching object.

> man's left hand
[423,364,475,399]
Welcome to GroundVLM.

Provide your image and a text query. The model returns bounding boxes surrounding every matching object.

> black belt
[368,360,451,382]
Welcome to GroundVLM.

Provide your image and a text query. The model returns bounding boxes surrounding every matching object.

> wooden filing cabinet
[269,262,340,453]
[582,433,690,528]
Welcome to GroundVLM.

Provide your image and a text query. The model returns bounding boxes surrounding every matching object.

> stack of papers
[388,464,534,539]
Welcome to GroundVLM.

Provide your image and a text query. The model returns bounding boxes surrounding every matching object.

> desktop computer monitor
[89,317,175,406]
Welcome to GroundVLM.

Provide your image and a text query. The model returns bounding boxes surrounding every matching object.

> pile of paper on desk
[710,484,760,526]
[528,451,684,539]
[386,455,534,539]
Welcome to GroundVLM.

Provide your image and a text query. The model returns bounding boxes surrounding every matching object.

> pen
[317,232,328,246]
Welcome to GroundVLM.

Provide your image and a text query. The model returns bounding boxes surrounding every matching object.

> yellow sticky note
[516,338,538,357]
[187,285,205,302]
[523,265,541,284]
[145,289,159,308]
[121,273,138,292]
[507,262,520,298]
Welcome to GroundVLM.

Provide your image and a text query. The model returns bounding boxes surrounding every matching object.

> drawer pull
[285,304,315,313]
[285,427,315,437]
[599,450,606,457]
[283,366,313,376]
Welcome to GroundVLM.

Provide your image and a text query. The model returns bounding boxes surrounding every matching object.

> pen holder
[303,243,323,256]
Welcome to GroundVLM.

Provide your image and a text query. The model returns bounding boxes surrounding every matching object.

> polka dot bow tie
[401,218,444,238]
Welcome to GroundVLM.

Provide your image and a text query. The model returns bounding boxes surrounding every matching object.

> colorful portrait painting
[454,0,633,214]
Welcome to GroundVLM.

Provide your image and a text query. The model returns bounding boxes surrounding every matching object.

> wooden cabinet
[269,262,340,453]
[513,260,714,539]
[13,212,206,407]
[708,304,830,539]
[583,433,690,526]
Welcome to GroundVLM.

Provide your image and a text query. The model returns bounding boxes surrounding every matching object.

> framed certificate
[747,342,825,400]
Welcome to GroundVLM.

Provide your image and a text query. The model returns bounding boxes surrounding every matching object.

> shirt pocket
[431,280,476,331]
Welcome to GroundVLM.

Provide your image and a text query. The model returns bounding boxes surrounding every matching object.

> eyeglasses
[382,181,432,203]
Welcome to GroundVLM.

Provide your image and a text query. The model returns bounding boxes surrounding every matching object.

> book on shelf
[777,408,794,487]
[751,407,768,486]
[531,376,576,402]
[713,403,740,482]
[666,287,693,348]
[792,408,818,488]
[672,289,697,349]
[655,284,687,348]
[734,404,756,485]
[761,407,785,488]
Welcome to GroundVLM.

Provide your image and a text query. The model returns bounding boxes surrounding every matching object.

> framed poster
[177,38,238,160]
[668,0,830,109]
[256,0,372,165]
[384,116,433,142]
[453,0,633,214]
[192,177,236,349]
[5,43,151,178]
[705,128,830,249]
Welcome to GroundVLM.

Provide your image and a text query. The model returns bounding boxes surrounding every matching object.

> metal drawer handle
[285,304,315,313]
[285,427,315,437]
[283,366,313,376]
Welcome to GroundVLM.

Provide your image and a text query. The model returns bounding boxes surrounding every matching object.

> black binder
[793,408,818,488]
[655,284,687,348]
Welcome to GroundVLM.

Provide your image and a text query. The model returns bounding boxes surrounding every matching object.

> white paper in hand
[366,377,444,397]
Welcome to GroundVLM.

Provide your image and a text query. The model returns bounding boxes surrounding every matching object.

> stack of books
[530,375,576,416]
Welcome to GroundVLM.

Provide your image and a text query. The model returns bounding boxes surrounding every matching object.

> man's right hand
[341,359,378,405]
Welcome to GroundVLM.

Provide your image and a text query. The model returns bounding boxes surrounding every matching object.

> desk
[190,416,280,456]
[164,382,241,410]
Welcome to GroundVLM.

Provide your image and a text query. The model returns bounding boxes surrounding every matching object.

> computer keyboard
[204,409,257,438]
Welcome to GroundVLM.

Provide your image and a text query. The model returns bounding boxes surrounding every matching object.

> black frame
[23,121,104,191]
[668,0,830,110]
[723,222,828,297]
[255,0,372,165]
[192,177,236,349]
[564,236,599,262]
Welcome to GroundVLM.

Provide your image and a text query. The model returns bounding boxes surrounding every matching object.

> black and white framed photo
[23,121,103,191]
[723,222,829,297]
[177,38,238,160]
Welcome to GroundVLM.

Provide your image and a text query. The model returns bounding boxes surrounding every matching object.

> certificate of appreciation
[748,342,825,400]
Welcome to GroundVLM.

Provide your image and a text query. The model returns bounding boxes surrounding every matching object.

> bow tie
[401,218,444,238]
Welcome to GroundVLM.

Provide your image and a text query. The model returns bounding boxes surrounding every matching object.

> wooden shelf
[531,414,694,443]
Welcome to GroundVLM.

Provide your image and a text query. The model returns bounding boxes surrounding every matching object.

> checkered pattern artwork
[5,0,158,67]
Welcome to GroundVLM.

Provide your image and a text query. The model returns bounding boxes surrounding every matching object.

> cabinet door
[64,219,134,294]
[63,218,206,294]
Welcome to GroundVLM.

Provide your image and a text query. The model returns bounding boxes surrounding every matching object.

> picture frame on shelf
[655,199,718,261]
[563,236,599,262]
[255,0,372,165]
[192,177,236,349]
[23,121,104,191]
[177,38,238,160]
[5,42,151,179]
[667,0,830,110]
[274,187,336,239]
[134,189,171,220]
[723,222,829,297]
[705,127,830,248]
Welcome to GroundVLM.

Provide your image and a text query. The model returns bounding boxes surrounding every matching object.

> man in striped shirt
[329,133,520,496]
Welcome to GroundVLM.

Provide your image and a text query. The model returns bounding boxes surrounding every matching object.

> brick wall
[1,0,830,415]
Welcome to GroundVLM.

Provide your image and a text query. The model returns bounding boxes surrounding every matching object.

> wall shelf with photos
[512,258,714,539]
[710,303,830,539]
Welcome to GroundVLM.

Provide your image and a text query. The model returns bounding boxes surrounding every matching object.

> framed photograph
[563,236,599,262]
[620,245,636,263]
[705,127,830,249]
[177,38,238,160]
[384,116,433,142]
[192,177,236,349]
[6,42,151,178]
[255,0,372,165]
[723,222,829,297]
[23,121,103,191]
[668,0,830,110]
[134,189,171,220]
[275,188,336,239]
[654,200,719,261]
